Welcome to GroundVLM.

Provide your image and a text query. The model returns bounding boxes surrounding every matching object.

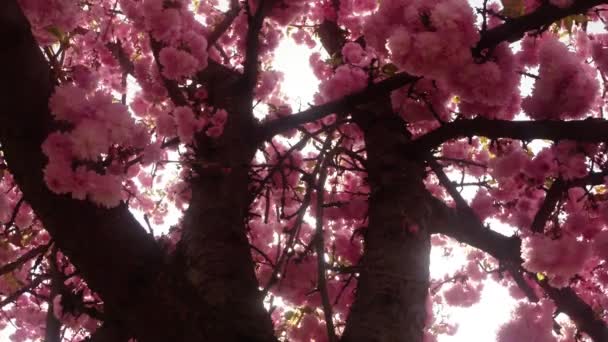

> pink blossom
[443,282,482,307]
[255,71,283,99]
[87,173,123,208]
[155,110,177,137]
[591,34,608,74]
[522,38,599,120]
[43,160,74,195]
[181,31,209,68]
[42,132,73,162]
[158,47,199,80]
[147,8,182,42]
[342,42,367,65]
[174,106,198,144]
[70,119,110,160]
[593,230,608,260]
[490,147,530,179]
[522,235,591,286]
[49,84,88,123]
[318,65,367,102]
[471,189,495,221]
[71,65,98,91]
[497,300,557,342]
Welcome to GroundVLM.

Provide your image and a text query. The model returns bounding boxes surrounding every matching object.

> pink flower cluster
[44,84,152,208]
[341,42,372,67]
[496,300,557,342]
[391,79,451,123]
[127,0,210,81]
[18,0,81,44]
[442,281,483,307]
[522,234,591,287]
[364,0,521,120]
[316,65,367,103]
[522,38,599,120]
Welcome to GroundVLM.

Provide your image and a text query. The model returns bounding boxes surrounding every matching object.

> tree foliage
[0,0,608,341]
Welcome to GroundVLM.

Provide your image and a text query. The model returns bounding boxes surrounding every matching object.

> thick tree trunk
[45,249,62,342]
[342,106,432,342]
[174,94,276,341]
[0,2,276,341]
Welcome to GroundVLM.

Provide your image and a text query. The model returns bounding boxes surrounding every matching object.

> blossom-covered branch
[430,194,608,341]
[474,0,608,57]
[531,171,608,233]
[258,73,420,141]
[407,118,608,155]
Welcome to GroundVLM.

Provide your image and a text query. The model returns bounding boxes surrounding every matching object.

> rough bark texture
[342,106,432,342]
[175,92,276,342]
[45,249,62,342]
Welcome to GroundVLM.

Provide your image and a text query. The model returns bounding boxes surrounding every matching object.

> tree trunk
[0,2,276,341]
[342,105,432,342]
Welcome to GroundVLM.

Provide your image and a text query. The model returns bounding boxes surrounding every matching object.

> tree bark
[342,105,432,342]
[0,2,276,341]
[174,91,276,341]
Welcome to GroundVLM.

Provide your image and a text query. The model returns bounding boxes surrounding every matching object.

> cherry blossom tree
[1,0,608,341]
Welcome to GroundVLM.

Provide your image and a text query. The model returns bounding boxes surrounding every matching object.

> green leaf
[381,63,399,76]
[46,26,64,41]
[325,54,343,67]
[500,0,525,18]
[284,310,296,321]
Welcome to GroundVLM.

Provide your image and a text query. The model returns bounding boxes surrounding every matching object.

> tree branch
[473,0,608,57]
[428,158,538,302]
[258,73,420,141]
[0,275,48,309]
[531,171,608,233]
[537,279,608,341]
[83,321,130,342]
[149,37,189,107]
[407,118,608,155]
[206,0,241,47]
[0,0,163,323]
[45,247,62,342]
[241,0,277,105]
[313,139,338,342]
[429,197,608,341]
[0,243,50,278]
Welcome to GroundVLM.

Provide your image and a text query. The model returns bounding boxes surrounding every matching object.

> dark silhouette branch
[258,73,421,141]
[428,158,538,302]
[430,197,608,341]
[0,243,50,278]
[313,140,338,342]
[473,0,608,57]
[531,171,608,233]
[408,118,608,155]
[149,37,189,107]
[83,321,131,342]
[241,0,278,106]
[206,0,241,47]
